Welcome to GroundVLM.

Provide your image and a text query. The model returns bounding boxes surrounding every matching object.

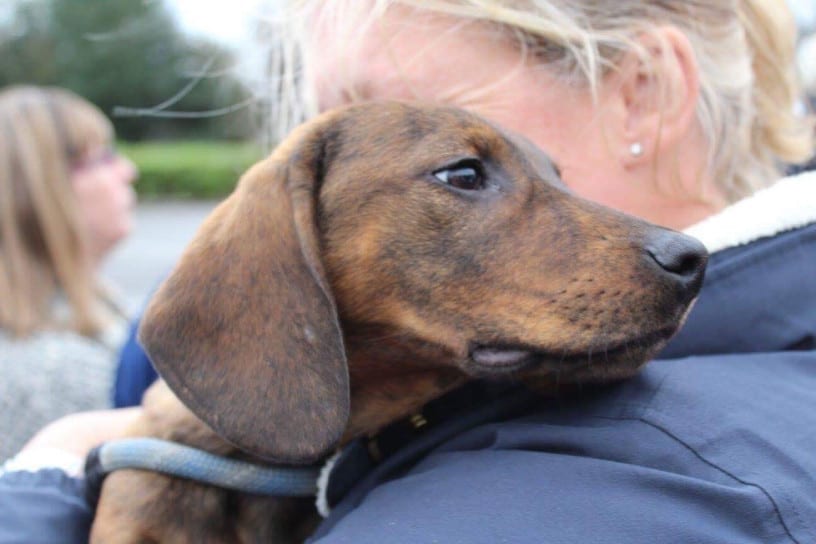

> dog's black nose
[645,230,708,293]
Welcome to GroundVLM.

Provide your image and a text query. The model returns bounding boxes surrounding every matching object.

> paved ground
[101,200,218,314]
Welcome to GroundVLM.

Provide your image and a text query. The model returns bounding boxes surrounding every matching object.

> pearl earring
[629,142,643,157]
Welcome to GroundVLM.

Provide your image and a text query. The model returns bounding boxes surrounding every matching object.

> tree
[0,0,254,140]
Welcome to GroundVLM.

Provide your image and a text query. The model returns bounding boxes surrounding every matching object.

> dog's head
[140,102,706,464]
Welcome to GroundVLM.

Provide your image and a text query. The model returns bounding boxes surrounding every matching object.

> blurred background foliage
[118,140,262,198]
[0,0,263,197]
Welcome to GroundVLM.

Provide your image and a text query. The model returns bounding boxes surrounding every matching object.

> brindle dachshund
[90,101,707,542]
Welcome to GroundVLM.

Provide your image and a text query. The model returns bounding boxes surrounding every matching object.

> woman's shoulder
[0,327,118,398]
[0,327,118,364]
[0,329,117,460]
[664,172,816,359]
[316,351,816,543]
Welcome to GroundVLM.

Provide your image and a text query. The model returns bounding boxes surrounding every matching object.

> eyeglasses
[71,146,119,172]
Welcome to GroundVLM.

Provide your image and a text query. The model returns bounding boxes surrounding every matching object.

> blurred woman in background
[0,85,137,462]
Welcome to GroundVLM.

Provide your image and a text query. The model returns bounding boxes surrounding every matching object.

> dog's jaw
[340,337,468,441]
[342,371,467,441]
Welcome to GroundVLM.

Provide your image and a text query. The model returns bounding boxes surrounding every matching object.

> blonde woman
[0,86,137,461]
[1,1,815,542]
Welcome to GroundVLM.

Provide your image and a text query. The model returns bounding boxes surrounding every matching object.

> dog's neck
[339,327,468,441]
[343,366,466,440]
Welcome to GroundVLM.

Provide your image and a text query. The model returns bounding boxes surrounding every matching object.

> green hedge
[119,141,265,199]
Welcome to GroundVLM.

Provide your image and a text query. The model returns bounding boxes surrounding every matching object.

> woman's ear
[614,26,701,168]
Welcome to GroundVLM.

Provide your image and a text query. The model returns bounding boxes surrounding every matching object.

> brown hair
[0,85,114,337]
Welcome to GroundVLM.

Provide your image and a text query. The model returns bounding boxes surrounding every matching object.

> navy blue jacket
[1,221,814,544]
[308,222,816,544]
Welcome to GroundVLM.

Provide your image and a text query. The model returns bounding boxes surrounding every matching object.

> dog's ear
[138,120,348,464]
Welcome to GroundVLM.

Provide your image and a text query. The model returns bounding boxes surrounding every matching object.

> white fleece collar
[316,450,341,518]
[684,171,816,254]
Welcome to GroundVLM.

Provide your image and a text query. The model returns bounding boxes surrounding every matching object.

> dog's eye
[433,161,485,191]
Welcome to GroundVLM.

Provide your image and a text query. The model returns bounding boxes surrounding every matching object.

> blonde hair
[0,85,114,337]
[269,0,814,202]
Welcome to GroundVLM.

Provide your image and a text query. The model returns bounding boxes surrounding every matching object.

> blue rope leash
[85,438,319,504]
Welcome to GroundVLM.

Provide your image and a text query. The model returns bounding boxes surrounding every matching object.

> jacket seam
[593,414,803,544]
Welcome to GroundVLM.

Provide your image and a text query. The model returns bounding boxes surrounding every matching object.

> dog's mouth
[467,326,677,378]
